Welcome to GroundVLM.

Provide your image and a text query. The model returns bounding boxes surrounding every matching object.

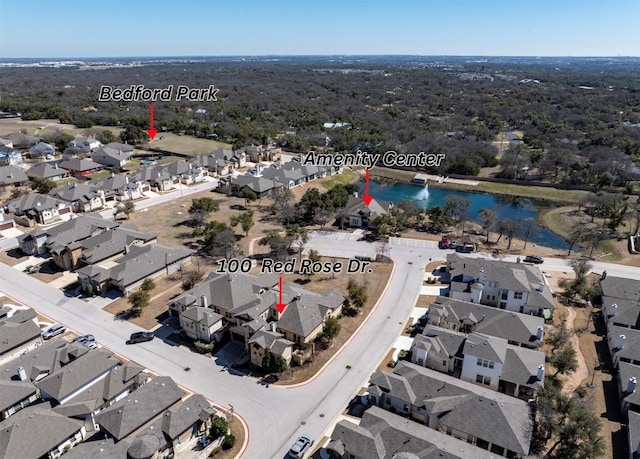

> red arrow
[146,102,158,140]
[275,276,287,313]
[362,168,373,206]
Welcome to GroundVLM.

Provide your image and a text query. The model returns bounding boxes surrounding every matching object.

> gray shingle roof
[415,325,466,360]
[371,361,533,455]
[600,275,640,302]
[26,162,68,179]
[463,333,507,363]
[247,329,293,356]
[276,285,344,339]
[0,402,84,459]
[0,308,41,356]
[233,175,281,193]
[330,405,495,459]
[342,196,389,220]
[430,296,543,346]
[180,306,223,328]
[609,323,640,364]
[603,297,640,329]
[447,253,555,310]
[0,166,28,186]
[95,376,183,440]
[5,193,68,214]
[35,349,118,402]
[79,227,156,265]
[161,394,215,439]
[0,380,37,412]
[21,215,117,253]
[58,158,104,172]
[619,362,640,411]
[50,182,101,203]
[0,339,89,383]
[108,244,192,289]
[629,410,640,458]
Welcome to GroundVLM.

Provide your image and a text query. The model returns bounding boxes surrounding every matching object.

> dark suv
[129,331,155,344]
[524,255,544,264]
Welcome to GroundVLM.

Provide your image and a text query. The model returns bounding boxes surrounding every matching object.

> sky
[0,0,638,58]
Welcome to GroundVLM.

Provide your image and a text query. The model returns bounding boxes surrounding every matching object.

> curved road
[2,237,640,458]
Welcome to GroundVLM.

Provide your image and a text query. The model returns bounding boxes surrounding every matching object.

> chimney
[609,303,618,317]
[353,191,358,198]
[17,366,27,381]
[536,325,544,341]
[628,377,637,394]
[617,334,626,350]
[270,321,277,332]
[537,364,544,381]
[200,294,207,307]
[110,172,115,178]
[477,267,484,284]
[124,245,129,254]
[294,292,301,302]
[537,282,544,292]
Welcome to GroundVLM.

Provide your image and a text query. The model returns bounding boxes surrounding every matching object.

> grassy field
[0,118,122,138]
[319,168,358,189]
[149,132,230,156]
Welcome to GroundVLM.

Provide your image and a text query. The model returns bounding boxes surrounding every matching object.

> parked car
[524,255,544,264]
[24,265,38,274]
[42,323,66,339]
[289,434,314,458]
[73,334,97,349]
[129,331,155,344]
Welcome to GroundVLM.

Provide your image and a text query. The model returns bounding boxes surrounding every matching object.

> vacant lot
[0,248,29,267]
[149,132,230,156]
[0,118,122,138]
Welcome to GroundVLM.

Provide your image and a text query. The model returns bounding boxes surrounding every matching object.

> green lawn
[320,169,358,189]
[149,132,230,156]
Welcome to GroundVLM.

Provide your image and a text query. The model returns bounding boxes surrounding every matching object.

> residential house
[231,174,281,198]
[26,162,70,181]
[0,208,15,231]
[446,253,556,317]
[92,173,144,202]
[49,183,106,213]
[261,164,306,188]
[369,361,534,458]
[95,376,183,441]
[0,308,42,366]
[340,195,390,229]
[608,323,640,368]
[0,145,22,166]
[58,158,104,178]
[17,215,117,263]
[272,284,345,345]
[247,328,294,367]
[5,193,71,225]
[69,392,216,459]
[3,132,38,149]
[618,362,640,414]
[600,273,640,303]
[601,274,640,330]
[68,136,102,153]
[27,142,56,159]
[0,165,29,191]
[283,160,326,182]
[0,380,39,421]
[77,244,192,295]
[426,296,545,348]
[179,307,224,343]
[192,152,230,177]
[0,402,87,459]
[78,227,156,266]
[327,405,495,459]
[0,139,12,148]
[35,349,120,405]
[410,325,545,399]
[91,143,134,168]
[60,361,149,413]
[134,165,175,192]
[170,272,343,346]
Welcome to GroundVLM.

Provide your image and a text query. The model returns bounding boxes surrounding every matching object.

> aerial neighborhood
[0,11,639,458]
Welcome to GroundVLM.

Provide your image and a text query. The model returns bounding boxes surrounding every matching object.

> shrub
[209,416,228,440]
[222,433,236,450]
[194,341,215,354]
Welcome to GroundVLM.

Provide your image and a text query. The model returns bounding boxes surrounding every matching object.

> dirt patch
[103,273,187,330]
[29,261,64,283]
[415,295,436,309]
[0,248,29,267]
[555,306,589,394]
[275,261,393,385]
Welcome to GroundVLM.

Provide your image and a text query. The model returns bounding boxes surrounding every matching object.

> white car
[42,323,66,340]
[289,434,314,458]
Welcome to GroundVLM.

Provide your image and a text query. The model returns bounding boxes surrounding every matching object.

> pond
[360,181,569,250]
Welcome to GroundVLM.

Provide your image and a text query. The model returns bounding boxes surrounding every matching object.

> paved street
[3,233,640,458]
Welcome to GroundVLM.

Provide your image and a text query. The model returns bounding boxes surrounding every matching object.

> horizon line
[1,53,639,60]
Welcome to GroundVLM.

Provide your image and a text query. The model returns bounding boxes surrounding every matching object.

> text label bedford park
[302,150,445,169]
[98,85,219,102]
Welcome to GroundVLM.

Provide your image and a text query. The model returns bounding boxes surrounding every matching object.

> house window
[476,374,491,385]
[486,295,491,300]
[477,358,494,369]
[501,293,508,300]
[514,292,523,300]
[499,302,507,309]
